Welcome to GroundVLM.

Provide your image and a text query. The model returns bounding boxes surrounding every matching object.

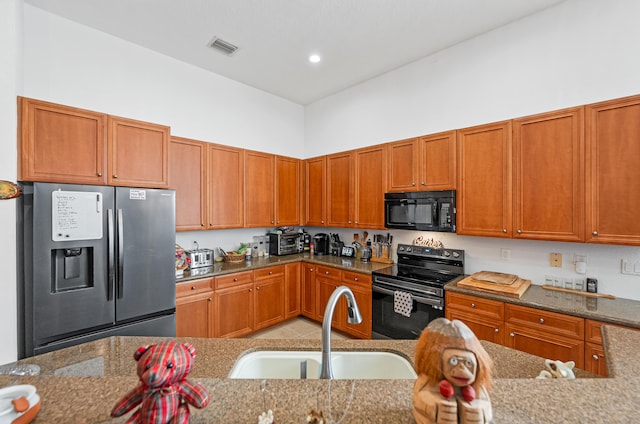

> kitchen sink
[228,350,417,379]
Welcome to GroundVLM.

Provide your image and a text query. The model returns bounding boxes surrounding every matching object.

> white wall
[303,0,640,301]
[22,5,305,157]
[0,0,21,365]
[305,0,640,156]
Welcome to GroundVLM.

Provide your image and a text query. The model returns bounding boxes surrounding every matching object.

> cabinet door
[285,263,301,319]
[176,292,214,338]
[419,131,456,190]
[457,121,512,237]
[207,143,244,228]
[305,156,327,226]
[301,263,317,319]
[245,150,275,227]
[254,276,286,330]
[275,156,301,226]
[326,151,354,227]
[505,324,584,369]
[387,138,419,192]
[513,107,585,241]
[18,97,107,184]
[341,272,372,339]
[586,95,640,245]
[169,137,207,231]
[584,342,608,377]
[316,278,342,327]
[215,283,254,338]
[353,144,387,229]
[446,310,503,345]
[107,116,170,188]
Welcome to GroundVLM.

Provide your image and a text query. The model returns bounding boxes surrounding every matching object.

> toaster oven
[269,233,302,256]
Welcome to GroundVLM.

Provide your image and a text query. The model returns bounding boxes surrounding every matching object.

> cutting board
[457,273,531,298]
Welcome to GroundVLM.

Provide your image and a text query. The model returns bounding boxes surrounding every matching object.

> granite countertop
[447,280,640,330]
[177,253,392,282]
[1,326,638,423]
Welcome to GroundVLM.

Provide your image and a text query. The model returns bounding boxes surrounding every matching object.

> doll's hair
[414,318,493,391]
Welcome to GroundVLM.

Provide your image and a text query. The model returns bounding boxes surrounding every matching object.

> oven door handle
[372,285,443,307]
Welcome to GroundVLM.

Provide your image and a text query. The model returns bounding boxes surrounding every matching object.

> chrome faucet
[319,286,363,379]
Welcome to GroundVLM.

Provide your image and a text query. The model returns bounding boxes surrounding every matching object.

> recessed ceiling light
[309,54,321,63]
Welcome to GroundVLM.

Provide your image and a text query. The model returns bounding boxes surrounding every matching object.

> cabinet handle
[494,328,499,333]
[208,297,212,301]
[354,277,358,281]
[325,271,330,275]
[310,268,314,272]
[592,354,599,361]
[233,278,238,282]
[113,175,118,179]
[269,271,273,275]
[201,223,205,227]
[539,318,545,324]
[421,181,425,185]
[510,333,515,337]
[412,182,416,186]
[592,231,598,236]
[321,220,324,224]
[503,229,507,233]
[256,286,260,290]
[517,229,522,234]
[249,288,252,292]
[97,172,103,177]
[191,286,196,290]
[471,303,476,308]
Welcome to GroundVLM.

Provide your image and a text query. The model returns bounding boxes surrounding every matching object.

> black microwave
[384,190,456,232]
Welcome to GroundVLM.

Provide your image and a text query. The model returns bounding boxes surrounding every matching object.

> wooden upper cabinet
[513,107,585,242]
[305,156,327,226]
[387,137,419,192]
[18,97,108,184]
[207,143,244,229]
[457,121,513,237]
[169,137,207,231]
[275,155,301,226]
[326,151,354,227]
[387,132,456,192]
[354,144,387,229]
[419,131,456,190]
[586,95,640,245]
[107,116,170,188]
[244,150,275,227]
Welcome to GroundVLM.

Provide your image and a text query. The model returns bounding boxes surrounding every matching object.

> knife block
[371,242,393,263]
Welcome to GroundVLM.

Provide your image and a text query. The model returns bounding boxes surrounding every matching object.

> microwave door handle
[432,200,438,224]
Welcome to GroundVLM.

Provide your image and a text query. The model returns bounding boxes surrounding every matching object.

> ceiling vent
[208,37,239,56]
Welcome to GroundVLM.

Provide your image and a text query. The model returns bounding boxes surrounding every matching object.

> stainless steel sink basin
[228,350,417,379]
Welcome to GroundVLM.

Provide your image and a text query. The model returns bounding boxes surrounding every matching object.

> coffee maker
[312,233,330,255]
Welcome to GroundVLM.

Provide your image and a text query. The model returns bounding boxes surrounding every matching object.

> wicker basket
[224,252,245,263]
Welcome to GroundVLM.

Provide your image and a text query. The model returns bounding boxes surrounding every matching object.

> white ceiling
[24,0,566,105]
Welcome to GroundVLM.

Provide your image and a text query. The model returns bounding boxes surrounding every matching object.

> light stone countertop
[4,326,640,423]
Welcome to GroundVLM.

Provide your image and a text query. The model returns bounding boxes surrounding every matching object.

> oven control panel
[397,244,463,260]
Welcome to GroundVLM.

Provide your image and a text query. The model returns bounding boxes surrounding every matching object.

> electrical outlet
[500,248,511,260]
[621,260,640,276]
[550,252,562,267]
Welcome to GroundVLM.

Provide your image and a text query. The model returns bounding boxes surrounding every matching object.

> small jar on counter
[245,247,252,261]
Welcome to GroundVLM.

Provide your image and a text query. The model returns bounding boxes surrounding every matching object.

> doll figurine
[413,318,493,424]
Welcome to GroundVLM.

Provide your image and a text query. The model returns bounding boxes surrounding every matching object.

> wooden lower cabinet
[341,271,372,339]
[446,292,504,344]
[504,323,585,369]
[254,266,286,330]
[584,342,607,376]
[176,278,214,338]
[447,310,504,345]
[301,263,316,319]
[285,263,301,319]
[215,282,254,338]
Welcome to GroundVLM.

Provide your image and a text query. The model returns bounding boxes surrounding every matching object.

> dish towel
[393,291,413,317]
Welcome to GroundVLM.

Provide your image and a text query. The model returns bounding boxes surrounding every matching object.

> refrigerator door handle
[107,208,115,301]
[117,208,124,298]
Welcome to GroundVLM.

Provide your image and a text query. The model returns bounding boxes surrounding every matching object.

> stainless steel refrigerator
[17,182,176,358]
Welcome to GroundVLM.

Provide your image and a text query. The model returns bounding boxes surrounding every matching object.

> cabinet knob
[592,231,598,236]
[412,182,416,186]
[256,286,260,290]
[97,172,103,177]
[269,271,273,275]
[310,268,314,272]
[249,288,252,292]
[201,223,205,227]
[510,333,515,337]
[325,271,330,275]
[494,328,499,333]
[471,303,476,308]
[517,229,522,234]
[354,277,358,281]
[539,318,545,324]
[421,181,425,185]
[503,229,507,233]
[592,354,600,361]
[321,220,324,224]
[191,286,196,290]
[233,278,238,282]
[208,297,212,301]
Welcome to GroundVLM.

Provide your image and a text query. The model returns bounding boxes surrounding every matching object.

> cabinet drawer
[254,265,285,281]
[176,278,213,297]
[316,265,342,281]
[342,271,371,288]
[215,271,253,289]
[585,319,638,345]
[446,292,504,321]
[505,304,584,340]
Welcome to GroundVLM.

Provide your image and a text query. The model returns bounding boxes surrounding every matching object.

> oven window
[372,288,444,339]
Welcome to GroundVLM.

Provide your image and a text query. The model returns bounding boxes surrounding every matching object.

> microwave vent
[208,37,239,56]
